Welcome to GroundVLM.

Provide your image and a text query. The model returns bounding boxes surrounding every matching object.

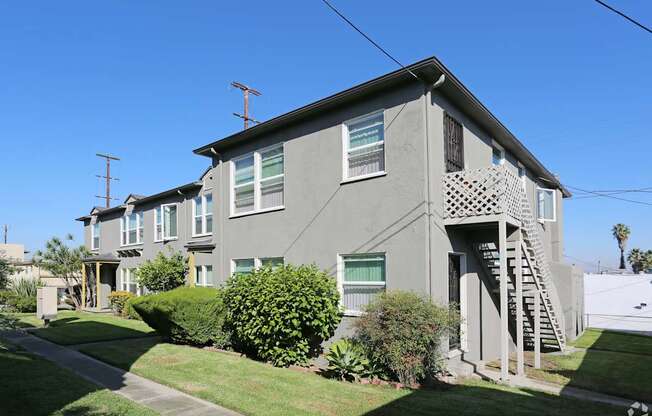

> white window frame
[517,162,527,188]
[341,111,387,183]
[336,252,387,317]
[91,222,100,251]
[154,203,179,242]
[120,268,141,296]
[120,212,143,246]
[447,251,469,354]
[192,192,213,237]
[491,140,505,166]
[195,265,214,287]
[231,258,255,276]
[230,257,285,275]
[537,187,557,222]
[230,143,285,218]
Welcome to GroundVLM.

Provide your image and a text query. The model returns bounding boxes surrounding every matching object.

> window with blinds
[444,114,464,173]
[340,254,386,315]
[195,265,214,286]
[193,192,213,236]
[344,112,385,180]
[232,144,284,216]
[155,204,178,241]
[233,258,255,275]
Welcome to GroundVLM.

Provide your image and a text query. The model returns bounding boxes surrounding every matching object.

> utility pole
[2,224,7,244]
[231,81,261,129]
[95,153,120,208]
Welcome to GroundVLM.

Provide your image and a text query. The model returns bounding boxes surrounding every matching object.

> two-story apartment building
[77,57,584,377]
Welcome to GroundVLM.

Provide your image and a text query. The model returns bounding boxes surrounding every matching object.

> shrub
[108,291,134,317]
[9,295,37,313]
[136,250,187,292]
[0,290,12,306]
[131,287,229,347]
[354,290,460,386]
[124,297,142,320]
[5,278,42,312]
[223,264,341,366]
[326,339,368,382]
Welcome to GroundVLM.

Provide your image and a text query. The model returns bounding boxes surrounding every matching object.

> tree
[33,235,89,309]
[136,249,187,292]
[628,248,652,274]
[0,255,16,289]
[612,224,631,270]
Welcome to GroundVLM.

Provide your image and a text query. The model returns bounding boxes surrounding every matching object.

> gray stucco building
[76,57,584,375]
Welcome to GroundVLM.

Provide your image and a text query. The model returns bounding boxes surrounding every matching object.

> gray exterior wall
[80,78,577,362]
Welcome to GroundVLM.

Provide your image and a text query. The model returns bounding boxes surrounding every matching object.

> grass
[78,337,621,416]
[0,337,157,416]
[7,310,155,345]
[571,328,652,355]
[489,328,652,402]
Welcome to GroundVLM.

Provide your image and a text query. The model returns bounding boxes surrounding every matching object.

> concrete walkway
[476,367,635,409]
[1,330,241,416]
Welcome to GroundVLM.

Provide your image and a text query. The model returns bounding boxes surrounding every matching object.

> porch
[443,165,565,382]
[81,253,120,311]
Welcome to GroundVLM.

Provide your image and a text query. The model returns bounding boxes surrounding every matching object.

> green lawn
[0,337,157,416]
[78,337,620,416]
[7,311,155,345]
[489,328,652,402]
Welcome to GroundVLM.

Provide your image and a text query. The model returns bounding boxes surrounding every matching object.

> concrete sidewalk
[1,330,241,416]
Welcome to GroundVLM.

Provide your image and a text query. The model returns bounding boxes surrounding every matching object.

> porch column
[534,291,541,369]
[95,262,101,310]
[81,263,87,309]
[188,253,196,287]
[499,219,509,381]
[515,232,525,377]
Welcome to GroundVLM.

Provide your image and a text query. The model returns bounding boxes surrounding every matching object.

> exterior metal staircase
[444,165,566,351]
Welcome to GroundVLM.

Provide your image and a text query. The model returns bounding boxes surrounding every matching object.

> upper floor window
[492,142,505,166]
[193,192,213,236]
[91,222,100,250]
[155,204,178,241]
[121,212,143,246]
[231,143,284,216]
[338,253,386,316]
[343,112,385,181]
[444,114,464,173]
[537,188,556,222]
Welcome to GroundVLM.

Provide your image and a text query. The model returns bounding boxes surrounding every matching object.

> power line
[565,184,652,207]
[571,187,652,200]
[592,0,652,35]
[319,0,420,80]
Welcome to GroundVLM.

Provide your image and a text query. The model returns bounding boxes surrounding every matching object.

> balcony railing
[443,165,523,222]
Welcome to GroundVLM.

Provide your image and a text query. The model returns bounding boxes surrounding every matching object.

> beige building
[0,243,64,289]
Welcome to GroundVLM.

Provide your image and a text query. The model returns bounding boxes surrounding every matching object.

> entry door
[448,254,462,350]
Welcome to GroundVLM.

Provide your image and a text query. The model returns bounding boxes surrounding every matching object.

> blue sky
[0,1,649,271]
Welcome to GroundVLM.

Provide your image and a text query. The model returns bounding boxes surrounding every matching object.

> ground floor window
[339,253,386,315]
[231,257,285,276]
[120,268,140,295]
[195,265,214,287]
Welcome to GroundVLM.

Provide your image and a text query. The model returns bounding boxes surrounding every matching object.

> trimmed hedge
[130,287,229,347]
[223,264,341,366]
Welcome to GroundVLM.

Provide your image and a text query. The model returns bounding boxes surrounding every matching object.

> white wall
[584,273,652,334]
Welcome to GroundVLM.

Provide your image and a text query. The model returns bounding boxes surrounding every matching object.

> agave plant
[326,339,369,382]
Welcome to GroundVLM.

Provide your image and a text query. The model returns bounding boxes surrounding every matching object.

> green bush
[123,297,142,320]
[4,278,42,312]
[10,295,37,313]
[136,250,187,292]
[0,290,12,306]
[131,287,229,347]
[354,290,460,386]
[108,291,135,317]
[223,264,341,366]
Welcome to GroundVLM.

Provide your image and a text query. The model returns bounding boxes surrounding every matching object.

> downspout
[423,74,446,301]
[210,147,224,283]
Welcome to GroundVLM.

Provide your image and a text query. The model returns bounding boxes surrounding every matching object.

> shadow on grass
[0,336,157,416]
[360,382,623,416]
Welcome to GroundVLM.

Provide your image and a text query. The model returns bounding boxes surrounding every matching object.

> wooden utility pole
[2,224,7,244]
[231,81,261,129]
[95,153,120,208]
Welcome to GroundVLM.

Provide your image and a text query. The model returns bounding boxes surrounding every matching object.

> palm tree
[612,224,631,270]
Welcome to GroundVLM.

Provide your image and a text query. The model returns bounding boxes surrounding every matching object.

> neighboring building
[76,57,583,370]
[0,243,64,290]
[584,273,652,335]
